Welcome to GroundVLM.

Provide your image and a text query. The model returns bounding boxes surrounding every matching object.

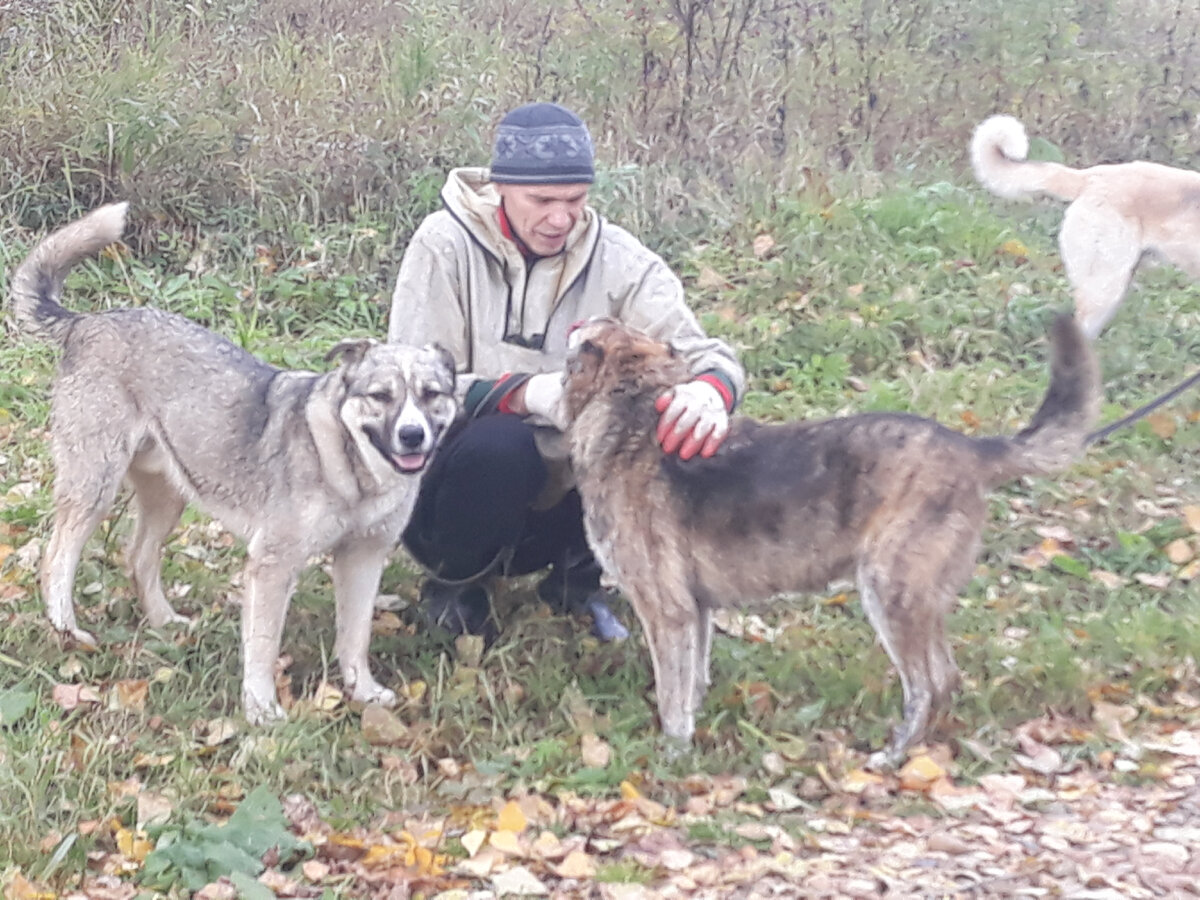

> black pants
[402,414,595,584]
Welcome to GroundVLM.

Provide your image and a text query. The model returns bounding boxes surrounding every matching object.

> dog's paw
[243,688,287,726]
[865,748,904,772]
[57,625,98,648]
[350,681,397,708]
[148,611,191,631]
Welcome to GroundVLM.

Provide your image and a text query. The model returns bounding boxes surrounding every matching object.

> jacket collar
[440,167,601,292]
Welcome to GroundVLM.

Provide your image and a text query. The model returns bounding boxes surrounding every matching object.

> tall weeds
[2,0,1198,257]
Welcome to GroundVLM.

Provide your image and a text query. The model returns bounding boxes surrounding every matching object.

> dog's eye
[368,390,393,404]
[421,387,445,402]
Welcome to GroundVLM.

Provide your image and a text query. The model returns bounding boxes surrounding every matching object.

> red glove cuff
[694,373,735,412]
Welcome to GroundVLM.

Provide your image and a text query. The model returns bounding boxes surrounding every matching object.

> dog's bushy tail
[970,116,1087,203]
[983,314,1100,484]
[9,203,128,344]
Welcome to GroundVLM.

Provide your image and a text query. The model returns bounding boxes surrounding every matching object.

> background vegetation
[1,0,1198,895]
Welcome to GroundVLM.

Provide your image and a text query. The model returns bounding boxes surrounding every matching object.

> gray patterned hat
[490,102,595,185]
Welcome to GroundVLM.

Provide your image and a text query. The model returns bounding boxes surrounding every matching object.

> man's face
[496,182,589,257]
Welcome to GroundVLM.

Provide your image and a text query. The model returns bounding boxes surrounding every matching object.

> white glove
[654,380,730,460]
[521,372,568,430]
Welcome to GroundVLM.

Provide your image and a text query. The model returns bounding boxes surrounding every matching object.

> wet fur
[563,317,1099,764]
[972,114,1200,338]
[8,204,458,724]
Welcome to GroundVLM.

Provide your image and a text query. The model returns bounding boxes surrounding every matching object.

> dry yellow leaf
[840,768,885,794]
[1000,238,1029,257]
[619,780,642,800]
[112,679,149,712]
[3,873,56,900]
[488,828,523,855]
[898,754,947,792]
[115,826,153,862]
[312,682,343,711]
[1183,505,1200,534]
[496,799,527,833]
[554,849,597,879]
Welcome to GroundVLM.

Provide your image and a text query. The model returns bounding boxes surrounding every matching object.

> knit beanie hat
[490,102,595,184]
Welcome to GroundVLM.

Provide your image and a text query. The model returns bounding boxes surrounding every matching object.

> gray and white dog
[9,203,458,724]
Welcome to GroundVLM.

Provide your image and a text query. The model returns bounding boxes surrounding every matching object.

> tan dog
[561,316,1099,765]
[971,114,1200,339]
[9,205,458,724]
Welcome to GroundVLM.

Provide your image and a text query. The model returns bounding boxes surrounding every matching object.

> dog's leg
[41,450,131,645]
[628,578,700,745]
[329,537,398,709]
[693,603,714,713]
[858,560,938,768]
[124,462,189,630]
[1059,202,1141,339]
[42,504,111,645]
[240,547,301,725]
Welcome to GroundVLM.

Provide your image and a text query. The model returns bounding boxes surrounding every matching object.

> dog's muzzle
[391,423,432,473]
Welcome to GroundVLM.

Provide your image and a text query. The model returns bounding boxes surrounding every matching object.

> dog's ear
[427,342,457,387]
[325,338,378,368]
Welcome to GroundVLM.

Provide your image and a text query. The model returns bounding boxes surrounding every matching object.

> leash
[1086,368,1200,446]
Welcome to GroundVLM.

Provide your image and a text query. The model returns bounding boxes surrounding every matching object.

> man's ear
[325,338,377,367]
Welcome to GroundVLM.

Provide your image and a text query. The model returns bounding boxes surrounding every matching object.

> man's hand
[655,380,730,460]
[511,372,568,430]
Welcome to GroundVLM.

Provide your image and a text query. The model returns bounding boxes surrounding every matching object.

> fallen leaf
[898,754,947,792]
[111,680,149,712]
[1091,569,1127,589]
[751,233,777,260]
[491,866,548,896]
[496,799,527,834]
[52,683,101,711]
[554,849,596,878]
[1147,412,1176,439]
[361,704,409,746]
[580,733,611,769]
[488,829,523,855]
[1165,539,1195,564]
[461,829,487,857]
[1183,505,1200,534]
[1093,701,1137,742]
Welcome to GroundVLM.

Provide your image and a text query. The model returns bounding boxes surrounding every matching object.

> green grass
[2,173,1199,893]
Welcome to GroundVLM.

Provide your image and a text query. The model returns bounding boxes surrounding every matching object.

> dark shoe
[537,568,628,642]
[420,578,498,644]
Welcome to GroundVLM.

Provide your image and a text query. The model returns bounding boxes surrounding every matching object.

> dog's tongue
[395,453,427,472]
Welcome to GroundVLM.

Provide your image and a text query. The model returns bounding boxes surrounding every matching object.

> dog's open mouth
[392,452,428,473]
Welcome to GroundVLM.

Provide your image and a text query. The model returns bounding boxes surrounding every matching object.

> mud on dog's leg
[241,549,300,725]
[330,536,397,709]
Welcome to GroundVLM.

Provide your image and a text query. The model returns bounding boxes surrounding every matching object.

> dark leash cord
[1085,368,1200,446]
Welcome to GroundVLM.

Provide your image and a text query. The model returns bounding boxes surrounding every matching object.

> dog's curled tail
[970,115,1086,203]
[9,202,128,344]
[984,313,1100,484]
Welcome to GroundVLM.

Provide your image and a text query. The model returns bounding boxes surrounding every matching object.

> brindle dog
[561,316,1099,765]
